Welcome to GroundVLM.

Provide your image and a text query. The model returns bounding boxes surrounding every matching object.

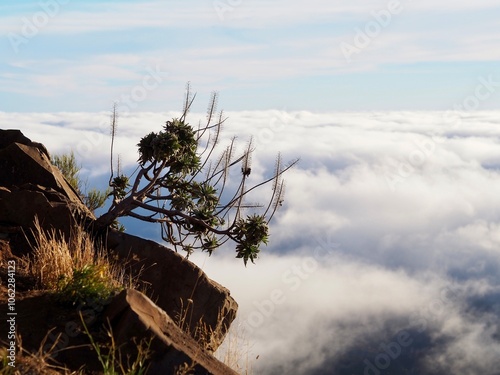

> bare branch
[108,103,118,186]
[180,82,196,122]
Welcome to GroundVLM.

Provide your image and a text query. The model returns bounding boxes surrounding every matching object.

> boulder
[0,130,93,253]
[0,130,84,205]
[0,186,89,256]
[105,230,238,351]
[104,289,238,375]
[0,287,107,373]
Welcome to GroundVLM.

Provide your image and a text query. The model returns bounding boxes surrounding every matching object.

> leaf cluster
[234,214,269,265]
[138,119,200,175]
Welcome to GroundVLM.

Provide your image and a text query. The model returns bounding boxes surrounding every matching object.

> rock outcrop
[104,289,238,374]
[0,129,94,255]
[0,129,239,374]
[105,230,238,351]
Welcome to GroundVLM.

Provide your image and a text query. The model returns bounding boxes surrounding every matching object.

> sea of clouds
[3,110,500,374]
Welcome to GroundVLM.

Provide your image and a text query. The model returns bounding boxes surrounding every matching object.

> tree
[96,87,298,265]
[52,152,109,213]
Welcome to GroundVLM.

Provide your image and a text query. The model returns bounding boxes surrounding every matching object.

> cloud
[4,110,500,373]
[1,1,498,34]
[3,1,500,113]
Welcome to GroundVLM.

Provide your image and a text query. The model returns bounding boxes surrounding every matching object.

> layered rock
[105,230,238,351]
[0,129,93,255]
[104,289,238,374]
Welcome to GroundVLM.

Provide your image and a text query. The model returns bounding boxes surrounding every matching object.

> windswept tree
[96,87,297,265]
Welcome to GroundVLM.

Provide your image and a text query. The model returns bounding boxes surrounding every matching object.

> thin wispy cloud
[2,1,500,111]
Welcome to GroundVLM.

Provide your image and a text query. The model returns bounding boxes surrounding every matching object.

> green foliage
[57,264,120,307]
[52,152,81,194]
[0,349,15,375]
[110,175,130,200]
[52,151,110,214]
[86,188,111,212]
[137,119,200,174]
[234,214,269,266]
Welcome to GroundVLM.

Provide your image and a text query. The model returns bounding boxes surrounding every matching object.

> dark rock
[0,130,93,254]
[0,129,49,158]
[0,288,104,373]
[104,289,238,375]
[0,186,88,255]
[105,230,238,351]
[0,130,83,204]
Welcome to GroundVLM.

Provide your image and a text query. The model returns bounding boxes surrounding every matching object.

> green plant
[52,152,81,192]
[86,187,110,213]
[81,317,151,375]
[52,151,110,213]
[97,86,298,265]
[57,264,120,307]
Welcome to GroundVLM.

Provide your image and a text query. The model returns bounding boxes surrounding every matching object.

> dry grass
[214,320,255,375]
[175,299,255,374]
[175,298,225,353]
[80,317,151,375]
[0,332,78,375]
[24,217,127,292]
[25,218,75,289]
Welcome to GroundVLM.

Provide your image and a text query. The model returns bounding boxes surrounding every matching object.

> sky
[3,1,500,375]
[2,0,500,112]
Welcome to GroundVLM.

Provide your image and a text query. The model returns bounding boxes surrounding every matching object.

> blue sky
[2,0,500,112]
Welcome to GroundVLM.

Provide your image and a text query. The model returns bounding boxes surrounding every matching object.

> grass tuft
[25,217,124,307]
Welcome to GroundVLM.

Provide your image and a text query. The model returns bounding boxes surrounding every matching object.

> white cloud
[1,1,498,34]
[4,110,500,373]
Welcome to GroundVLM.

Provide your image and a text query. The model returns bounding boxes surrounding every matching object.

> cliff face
[0,129,238,375]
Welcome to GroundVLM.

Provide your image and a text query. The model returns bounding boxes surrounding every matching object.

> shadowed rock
[104,289,238,375]
[0,129,93,254]
[105,230,238,351]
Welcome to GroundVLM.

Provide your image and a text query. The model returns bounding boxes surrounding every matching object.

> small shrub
[57,264,119,307]
[52,151,110,214]
[51,152,81,194]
